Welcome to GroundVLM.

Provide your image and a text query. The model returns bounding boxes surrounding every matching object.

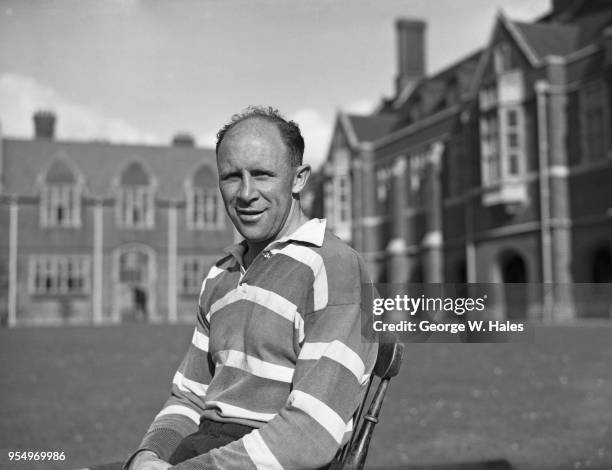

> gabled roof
[344,114,397,144]
[513,21,581,58]
[1,138,218,199]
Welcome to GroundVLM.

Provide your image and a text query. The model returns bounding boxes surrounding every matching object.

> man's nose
[238,171,256,203]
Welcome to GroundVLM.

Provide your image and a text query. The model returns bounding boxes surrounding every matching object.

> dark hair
[215,106,305,166]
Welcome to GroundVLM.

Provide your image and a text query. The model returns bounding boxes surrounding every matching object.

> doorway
[499,251,528,319]
[115,246,155,322]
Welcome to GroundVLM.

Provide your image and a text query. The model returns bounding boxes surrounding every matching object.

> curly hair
[215,106,305,166]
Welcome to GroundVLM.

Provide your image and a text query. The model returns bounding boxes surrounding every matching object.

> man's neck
[243,204,308,268]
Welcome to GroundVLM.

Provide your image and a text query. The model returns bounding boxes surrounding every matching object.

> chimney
[172,132,195,148]
[395,18,426,95]
[33,110,56,139]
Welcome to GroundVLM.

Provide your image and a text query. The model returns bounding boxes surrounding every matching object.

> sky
[0,0,550,169]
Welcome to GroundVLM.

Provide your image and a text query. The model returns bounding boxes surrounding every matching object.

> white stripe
[345,418,353,433]
[205,400,277,422]
[243,429,284,470]
[342,419,354,444]
[209,284,303,327]
[155,404,200,424]
[199,265,224,297]
[216,349,294,383]
[288,390,346,445]
[173,371,208,396]
[299,341,365,382]
[271,244,328,311]
[192,328,209,352]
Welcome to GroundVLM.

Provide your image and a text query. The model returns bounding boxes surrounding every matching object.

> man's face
[217,119,296,245]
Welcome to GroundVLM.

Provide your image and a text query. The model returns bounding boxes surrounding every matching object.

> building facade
[0,112,234,326]
[323,0,612,320]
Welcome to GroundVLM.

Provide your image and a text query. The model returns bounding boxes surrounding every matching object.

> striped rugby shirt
[133,218,378,470]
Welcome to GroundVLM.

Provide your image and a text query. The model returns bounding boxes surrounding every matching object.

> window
[179,257,213,295]
[443,77,460,108]
[189,189,221,229]
[40,160,81,228]
[479,85,497,112]
[119,250,149,283]
[324,180,334,225]
[41,185,81,227]
[502,107,524,176]
[376,167,392,204]
[408,152,427,208]
[581,80,608,163]
[118,186,154,228]
[480,113,500,186]
[29,255,90,295]
[188,166,223,230]
[117,162,154,229]
[324,174,351,232]
[409,95,423,123]
[493,42,512,74]
[335,174,351,223]
[479,98,525,186]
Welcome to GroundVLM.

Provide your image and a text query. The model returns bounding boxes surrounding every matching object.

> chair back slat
[338,340,404,469]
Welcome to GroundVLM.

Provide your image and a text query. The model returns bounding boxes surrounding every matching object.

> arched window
[117,162,155,229]
[187,165,223,230]
[40,159,82,228]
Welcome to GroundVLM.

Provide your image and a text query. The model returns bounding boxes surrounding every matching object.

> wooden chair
[332,338,404,469]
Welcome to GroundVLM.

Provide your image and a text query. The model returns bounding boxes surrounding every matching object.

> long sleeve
[124,281,216,468]
[171,249,378,470]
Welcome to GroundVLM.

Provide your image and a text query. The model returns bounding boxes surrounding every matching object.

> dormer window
[40,159,81,228]
[187,165,223,230]
[443,77,460,107]
[117,162,155,229]
[409,95,423,123]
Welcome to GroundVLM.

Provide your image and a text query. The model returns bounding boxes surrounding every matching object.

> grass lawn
[1,324,611,470]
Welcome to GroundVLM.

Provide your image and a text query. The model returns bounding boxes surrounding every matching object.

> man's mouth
[236,208,265,223]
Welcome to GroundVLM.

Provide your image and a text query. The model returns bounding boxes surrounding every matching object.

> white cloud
[0,73,161,144]
[197,130,218,149]
[290,108,333,171]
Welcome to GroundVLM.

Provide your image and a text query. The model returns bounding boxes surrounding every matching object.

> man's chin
[235,224,269,243]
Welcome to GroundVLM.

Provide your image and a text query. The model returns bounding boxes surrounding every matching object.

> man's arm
[169,251,378,470]
[126,450,170,470]
[124,308,214,469]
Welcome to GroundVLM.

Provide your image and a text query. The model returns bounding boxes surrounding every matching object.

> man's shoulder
[318,229,365,265]
[315,229,372,293]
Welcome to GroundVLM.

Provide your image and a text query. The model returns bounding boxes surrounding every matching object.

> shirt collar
[223,218,327,265]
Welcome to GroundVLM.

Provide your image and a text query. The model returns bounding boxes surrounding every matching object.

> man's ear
[292,163,311,195]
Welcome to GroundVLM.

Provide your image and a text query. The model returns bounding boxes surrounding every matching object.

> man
[126,106,377,470]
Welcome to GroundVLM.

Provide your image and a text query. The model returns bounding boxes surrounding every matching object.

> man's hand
[128,450,172,470]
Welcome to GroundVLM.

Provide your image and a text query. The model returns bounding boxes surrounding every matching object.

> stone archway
[499,250,528,319]
[592,246,612,283]
[113,245,156,323]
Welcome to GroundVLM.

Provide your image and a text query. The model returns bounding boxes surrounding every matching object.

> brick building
[322,0,612,320]
[0,111,233,326]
